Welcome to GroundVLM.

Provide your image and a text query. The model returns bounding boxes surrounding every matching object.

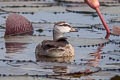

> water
[0,0,120,79]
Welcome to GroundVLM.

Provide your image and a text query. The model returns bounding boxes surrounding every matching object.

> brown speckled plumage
[35,22,76,57]
[35,39,74,57]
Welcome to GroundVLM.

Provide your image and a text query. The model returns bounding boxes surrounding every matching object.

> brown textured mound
[5,13,33,36]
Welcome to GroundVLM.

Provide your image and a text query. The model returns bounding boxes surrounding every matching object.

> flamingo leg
[96,8,110,33]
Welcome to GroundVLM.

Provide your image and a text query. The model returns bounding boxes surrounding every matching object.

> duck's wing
[41,40,68,50]
[56,37,68,43]
[42,40,56,50]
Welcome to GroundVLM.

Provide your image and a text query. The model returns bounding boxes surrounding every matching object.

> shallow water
[0,0,120,80]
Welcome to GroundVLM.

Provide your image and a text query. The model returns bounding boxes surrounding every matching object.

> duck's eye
[59,24,71,27]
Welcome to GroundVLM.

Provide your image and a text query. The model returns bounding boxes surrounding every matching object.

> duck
[35,21,77,57]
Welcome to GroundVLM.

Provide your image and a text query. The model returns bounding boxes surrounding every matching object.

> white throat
[53,29,64,41]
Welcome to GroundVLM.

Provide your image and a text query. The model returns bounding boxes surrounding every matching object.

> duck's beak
[70,27,78,32]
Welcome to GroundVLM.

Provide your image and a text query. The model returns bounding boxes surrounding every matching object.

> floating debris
[110,17,120,23]
[69,37,109,47]
[101,6,120,15]
[56,0,119,5]
[55,0,83,3]
[36,29,43,33]
[66,6,96,14]
[0,5,66,13]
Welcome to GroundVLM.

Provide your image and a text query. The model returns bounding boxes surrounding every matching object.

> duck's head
[54,21,76,33]
[53,21,77,41]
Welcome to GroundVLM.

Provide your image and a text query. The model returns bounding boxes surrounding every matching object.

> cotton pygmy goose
[35,21,77,57]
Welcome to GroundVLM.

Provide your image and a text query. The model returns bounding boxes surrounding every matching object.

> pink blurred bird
[5,13,33,36]
[112,25,120,35]
[84,0,110,33]
[85,0,120,35]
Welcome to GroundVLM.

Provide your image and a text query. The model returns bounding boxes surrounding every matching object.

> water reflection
[53,66,67,73]
[36,56,74,62]
[88,33,110,67]
[3,36,34,60]
[5,42,28,54]
[5,31,33,37]
[4,33,33,54]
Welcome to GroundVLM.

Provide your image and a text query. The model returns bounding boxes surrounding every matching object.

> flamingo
[5,13,33,36]
[84,0,110,33]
